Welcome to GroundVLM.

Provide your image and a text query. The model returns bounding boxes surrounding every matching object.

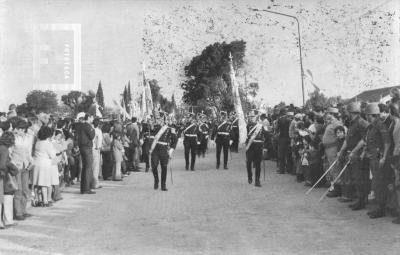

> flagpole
[249,8,305,108]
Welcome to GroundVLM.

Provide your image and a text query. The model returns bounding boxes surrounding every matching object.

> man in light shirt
[92,118,103,189]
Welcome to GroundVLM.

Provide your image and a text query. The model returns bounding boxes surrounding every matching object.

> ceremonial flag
[228,52,247,146]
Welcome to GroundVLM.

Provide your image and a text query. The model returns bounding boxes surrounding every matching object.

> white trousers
[3,195,14,225]
[92,149,101,187]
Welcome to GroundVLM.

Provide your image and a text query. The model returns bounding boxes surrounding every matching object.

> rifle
[319,160,350,202]
[305,159,338,195]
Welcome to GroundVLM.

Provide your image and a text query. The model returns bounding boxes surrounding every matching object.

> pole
[169,158,173,185]
[263,158,266,182]
[249,8,305,108]
[296,17,305,108]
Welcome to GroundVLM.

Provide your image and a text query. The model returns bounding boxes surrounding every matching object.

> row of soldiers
[140,109,268,190]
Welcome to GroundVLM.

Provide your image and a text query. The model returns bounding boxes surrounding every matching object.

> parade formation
[1,2,400,254]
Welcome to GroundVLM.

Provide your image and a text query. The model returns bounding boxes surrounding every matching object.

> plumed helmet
[347,102,361,113]
[365,103,380,115]
[248,109,259,117]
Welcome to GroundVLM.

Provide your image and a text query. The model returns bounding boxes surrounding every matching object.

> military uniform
[182,116,199,171]
[363,117,391,217]
[197,118,210,157]
[150,122,178,191]
[141,121,152,172]
[343,115,370,209]
[245,119,268,187]
[230,116,239,153]
[212,113,232,169]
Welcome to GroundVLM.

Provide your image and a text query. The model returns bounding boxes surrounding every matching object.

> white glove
[229,140,233,146]
[168,148,174,158]
[197,142,201,145]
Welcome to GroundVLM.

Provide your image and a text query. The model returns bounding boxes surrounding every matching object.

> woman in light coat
[111,133,125,181]
[32,126,57,207]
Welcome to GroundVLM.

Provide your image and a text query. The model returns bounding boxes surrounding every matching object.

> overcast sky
[0,0,399,111]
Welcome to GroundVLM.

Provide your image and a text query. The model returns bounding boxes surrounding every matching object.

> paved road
[0,148,399,255]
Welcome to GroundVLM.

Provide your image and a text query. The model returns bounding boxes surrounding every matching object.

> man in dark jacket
[75,112,96,194]
[277,108,293,174]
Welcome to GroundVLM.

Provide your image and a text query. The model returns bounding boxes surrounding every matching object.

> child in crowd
[112,133,125,181]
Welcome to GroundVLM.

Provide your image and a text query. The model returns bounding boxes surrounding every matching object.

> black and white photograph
[0,0,399,254]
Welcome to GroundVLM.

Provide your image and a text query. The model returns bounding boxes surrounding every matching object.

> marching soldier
[197,113,210,157]
[245,109,268,187]
[230,111,239,153]
[212,111,232,169]
[149,111,178,191]
[141,115,153,172]
[182,113,200,171]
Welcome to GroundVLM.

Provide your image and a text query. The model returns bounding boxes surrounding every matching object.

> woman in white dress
[50,129,67,202]
[32,126,56,207]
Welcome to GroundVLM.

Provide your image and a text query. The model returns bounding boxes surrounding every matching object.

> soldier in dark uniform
[212,111,232,169]
[141,115,153,172]
[230,111,239,153]
[149,112,178,191]
[362,103,391,218]
[337,102,370,210]
[197,113,210,157]
[245,109,268,187]
[182,113,200,171]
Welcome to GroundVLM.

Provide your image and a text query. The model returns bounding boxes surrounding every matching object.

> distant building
[348,85,400,103]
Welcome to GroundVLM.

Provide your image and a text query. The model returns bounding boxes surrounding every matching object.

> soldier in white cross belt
[245,109,268,187]
[212,111,232,170]
[149,111,178,191]
[182,113,200,171]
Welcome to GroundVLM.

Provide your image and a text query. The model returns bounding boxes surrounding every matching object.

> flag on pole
[142,62,153,115]
[229,52,247,146]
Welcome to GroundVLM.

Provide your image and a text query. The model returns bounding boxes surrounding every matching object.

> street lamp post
[250,8,305,108]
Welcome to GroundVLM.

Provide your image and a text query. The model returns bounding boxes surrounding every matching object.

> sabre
[305,159,338,195]
[263,158,266,182]
[319,160,351,202]
[169,157,173,185]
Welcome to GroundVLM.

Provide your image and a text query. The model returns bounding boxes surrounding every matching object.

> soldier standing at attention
[149,112,178,191]
[182,113,199,171]
[230,111,239,153]
[337,102,370,210]
[354,103,391,218]
[245,109,268,187]
[198,113,210,158]
[212,111,232,170]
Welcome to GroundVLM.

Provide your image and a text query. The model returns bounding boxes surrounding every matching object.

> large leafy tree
[25,90,58,114]
[61,91,93,114]
[181,40,246,111]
